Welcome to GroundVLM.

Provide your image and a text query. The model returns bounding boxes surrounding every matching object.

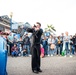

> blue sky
[0,0,76,35]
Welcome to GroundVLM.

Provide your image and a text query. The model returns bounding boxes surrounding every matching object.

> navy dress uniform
[24,23,43,73]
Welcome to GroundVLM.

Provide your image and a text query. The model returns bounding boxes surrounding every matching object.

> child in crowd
[50,43,56,56]
[40,44,44,58]
[21,47,27,56]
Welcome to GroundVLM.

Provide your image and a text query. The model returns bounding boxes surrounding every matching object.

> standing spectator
[69,35,74,57]
[53,36,58,55]
[40,44,44,58]
[23,33,30,56]
[48,35,53,56]
[13,35,18,45]
[57,36,62,55]
[7,32,13,55]
[64,32,70,56]
[60,33,64,54]
[41,36,48,56]
[72,33,76,53]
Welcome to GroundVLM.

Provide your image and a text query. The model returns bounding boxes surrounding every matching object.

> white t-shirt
[64,35,70,42]
[48,38,55,44]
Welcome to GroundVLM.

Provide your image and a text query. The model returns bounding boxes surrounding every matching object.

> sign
[12,23,18,29]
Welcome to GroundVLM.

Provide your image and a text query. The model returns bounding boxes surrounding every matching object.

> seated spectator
[11,44,18,57]
[40,44,44,58]
[50,43,56,56]
[23,49,27,56]
[18,44,23,56]
[21,48,27,56]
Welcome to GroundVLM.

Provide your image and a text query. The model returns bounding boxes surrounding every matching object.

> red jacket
[11,46,18,52]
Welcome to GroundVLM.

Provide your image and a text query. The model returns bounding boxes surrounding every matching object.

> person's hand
[35,27,39,31]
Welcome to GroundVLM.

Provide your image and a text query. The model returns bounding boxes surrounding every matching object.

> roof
[0,15,10,22]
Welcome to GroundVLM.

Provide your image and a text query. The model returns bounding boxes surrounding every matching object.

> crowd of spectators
[0,31,76,57]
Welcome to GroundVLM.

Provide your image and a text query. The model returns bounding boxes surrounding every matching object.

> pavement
[7,55,76,75]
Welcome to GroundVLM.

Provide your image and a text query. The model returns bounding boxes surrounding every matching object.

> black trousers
[31,44,41,71]
[74,45,76,52]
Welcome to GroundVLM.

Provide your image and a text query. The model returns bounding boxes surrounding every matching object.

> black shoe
[32,70,39,74]
[38,69,42,72]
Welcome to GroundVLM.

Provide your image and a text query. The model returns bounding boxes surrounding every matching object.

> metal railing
[7,44,10,55]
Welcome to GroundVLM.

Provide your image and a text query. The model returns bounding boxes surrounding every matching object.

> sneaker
[51,55,53,56]
[70,55,73,57]
[64,55,66,57]
[57,55,58,56]
[29,55,32,57]
[60,55,62,56]
[48,55,50,57]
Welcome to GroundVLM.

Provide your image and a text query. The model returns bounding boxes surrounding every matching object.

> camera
[34,24,37,27]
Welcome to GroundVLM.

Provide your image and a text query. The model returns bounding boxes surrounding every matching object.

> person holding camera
[23,22,43,74]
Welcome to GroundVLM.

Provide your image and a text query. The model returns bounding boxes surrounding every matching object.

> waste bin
[0,36,7,75]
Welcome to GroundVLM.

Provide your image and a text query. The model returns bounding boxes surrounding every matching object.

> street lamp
[10,12,13,31]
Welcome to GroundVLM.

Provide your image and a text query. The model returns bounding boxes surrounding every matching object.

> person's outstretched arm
[23,26,34,33]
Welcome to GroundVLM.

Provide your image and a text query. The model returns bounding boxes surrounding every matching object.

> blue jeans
[43,45,48,55]
[48,45,57,55]
[57,44,62,55]
[49,49,54,55]
[48,45,56,55]
[65,42,69,55]
[23,45,30,55]
[72,45,75,55]
[60,44,63,54]
[48,45,50,55]
[12,51,18,56]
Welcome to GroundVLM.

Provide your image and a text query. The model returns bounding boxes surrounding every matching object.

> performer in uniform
[23,22,43,74]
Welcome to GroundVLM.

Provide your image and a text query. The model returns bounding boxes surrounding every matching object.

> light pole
[10,12,13,31]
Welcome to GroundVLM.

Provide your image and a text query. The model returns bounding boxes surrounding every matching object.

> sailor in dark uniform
[24,22,43,74]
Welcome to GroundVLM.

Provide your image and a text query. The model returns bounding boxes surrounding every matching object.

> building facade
[0,15,10,33]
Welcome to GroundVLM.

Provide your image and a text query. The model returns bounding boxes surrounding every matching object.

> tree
[44,24,56,35]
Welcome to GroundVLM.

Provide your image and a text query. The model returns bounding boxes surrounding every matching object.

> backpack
[58,39,61,44]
